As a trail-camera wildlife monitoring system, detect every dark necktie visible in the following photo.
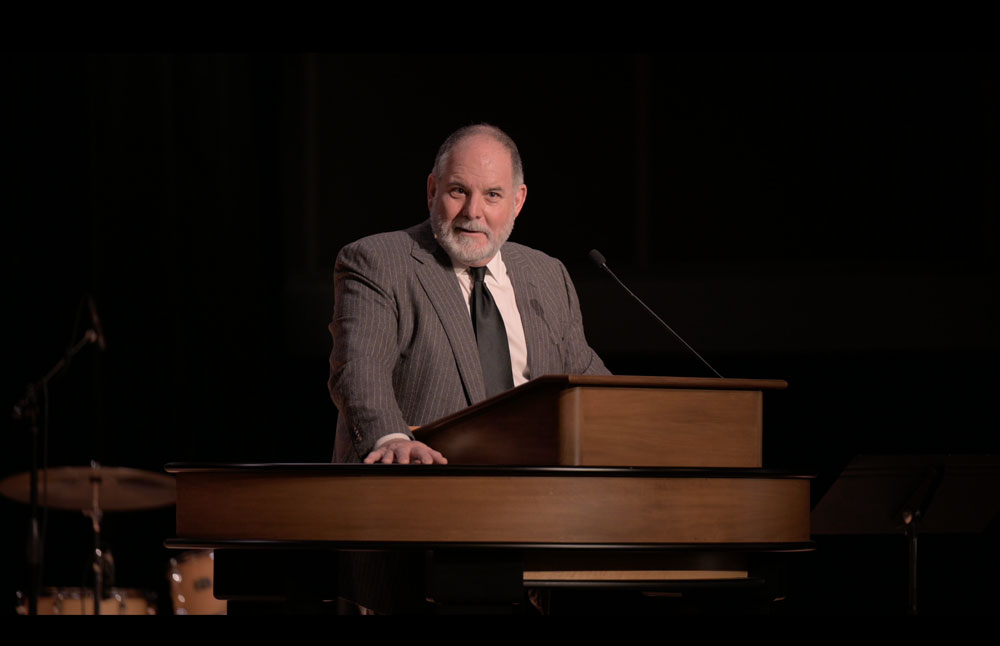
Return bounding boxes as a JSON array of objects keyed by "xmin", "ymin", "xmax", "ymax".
[{"xmin": 469, "ymin": 266, "xmax": 514, "ymax": 397}]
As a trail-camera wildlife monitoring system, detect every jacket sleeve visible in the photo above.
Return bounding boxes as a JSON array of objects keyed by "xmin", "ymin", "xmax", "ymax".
[
  {"xmin": 557, "ymin": 259, "xmax": 611, "ymax": 376},
  {"xmin": 328, "ymin": 238, "xmax": 414, "ymax": 462}
]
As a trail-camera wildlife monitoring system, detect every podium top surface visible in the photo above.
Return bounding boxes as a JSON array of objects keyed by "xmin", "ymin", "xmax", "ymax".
[{"xmin": 524, "ymin": 374, "xmax": 787, "ymax": 391}]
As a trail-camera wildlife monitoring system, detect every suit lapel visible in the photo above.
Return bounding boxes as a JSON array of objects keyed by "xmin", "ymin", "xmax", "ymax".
[
  {"xmin": 409, "ymin": 223, "xmax": 487, "ymax": 404},
  {"xmin": 503, "ymin": 244, "xmax": 552, "ymax": 380}
]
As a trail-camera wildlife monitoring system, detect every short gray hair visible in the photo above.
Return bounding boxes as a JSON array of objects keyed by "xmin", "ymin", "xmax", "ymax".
[{"xmin": 432, "ymin": 123, "xmax": 524, "ymax": 187}]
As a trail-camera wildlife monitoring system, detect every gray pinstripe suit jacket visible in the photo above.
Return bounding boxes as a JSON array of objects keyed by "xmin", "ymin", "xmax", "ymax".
[{"xmin": 329, "ymin": 220, "xmax": 609, "ymax": 463}]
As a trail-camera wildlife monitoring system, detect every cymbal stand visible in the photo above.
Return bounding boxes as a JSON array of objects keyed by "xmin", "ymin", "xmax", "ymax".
[
  {"xmin": 11, "ymin": 329, "xmax": 99, "ymax": 616},
  {"xmin": 85, "ymin": 460, "xmax": 109, "ymax": 615}
]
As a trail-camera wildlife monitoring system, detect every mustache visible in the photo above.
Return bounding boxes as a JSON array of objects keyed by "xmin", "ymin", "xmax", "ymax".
[{"xmin": 452, "ymin": 218, "xmax": 491, "ymax": 236}]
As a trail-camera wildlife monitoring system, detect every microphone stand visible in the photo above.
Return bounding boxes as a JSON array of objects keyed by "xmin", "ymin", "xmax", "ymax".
[
  {"xmin": 11, "ymin": 329, "xmax": 98, "ymax": 616},
  {"xmin": 589, "ymin": 250, "xmax": 724, "ymax": 379}
]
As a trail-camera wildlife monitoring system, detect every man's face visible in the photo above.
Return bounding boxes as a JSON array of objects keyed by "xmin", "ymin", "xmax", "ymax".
[{"xmin": 428, "ymin": 134, "xmax": 527, "ymax": 267}]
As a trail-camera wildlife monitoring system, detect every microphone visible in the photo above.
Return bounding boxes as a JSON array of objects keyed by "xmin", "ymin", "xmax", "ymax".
[
  {"xmin": 589, "ymin": 249, "xmax": 723, "ymax": 379},
  {"xmin": 86, "ymin": 294, "xmax": 107, "ymax": 351},
  {"xmin": 588, "ymin": 249, "xmax": 608, "ymax": 268}
]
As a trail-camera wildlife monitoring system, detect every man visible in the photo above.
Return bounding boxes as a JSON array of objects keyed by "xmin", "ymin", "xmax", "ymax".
[{"xmin": 329, "ymin": 124, "xmax": 608, "ymax": 465}]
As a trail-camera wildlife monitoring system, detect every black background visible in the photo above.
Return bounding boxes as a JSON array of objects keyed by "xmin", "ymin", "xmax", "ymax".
[{"xmin": 2, "ymin": 52, "xmax": 998, "ymax": 615}]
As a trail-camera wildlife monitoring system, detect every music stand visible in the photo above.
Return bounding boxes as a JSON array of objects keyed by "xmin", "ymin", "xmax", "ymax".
[{"xmin": 811, "ymin": 454, "xmax": 1000, "ymax": 615}]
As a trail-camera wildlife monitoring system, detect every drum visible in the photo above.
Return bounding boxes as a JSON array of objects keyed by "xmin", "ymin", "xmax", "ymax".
[
  {"xmin": 16, "ymin": 587, "xmax": 155, "ymax": 615},
  {"xmin": 167, "ymin": 550, "xmax": 227, "ymax": 615}
]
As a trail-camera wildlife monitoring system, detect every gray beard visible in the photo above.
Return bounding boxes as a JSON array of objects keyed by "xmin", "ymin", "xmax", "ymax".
[{"xmin": 430, "ymin": 210, "xmax": 515, "ymax": 266}]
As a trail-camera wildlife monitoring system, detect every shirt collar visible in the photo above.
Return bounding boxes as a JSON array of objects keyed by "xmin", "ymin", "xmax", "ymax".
[{"xmin": 449, "ymin": 250, "xmax": 506, "ymax": 281}]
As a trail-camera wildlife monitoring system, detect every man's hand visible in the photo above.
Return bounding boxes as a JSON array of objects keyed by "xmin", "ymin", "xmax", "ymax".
[{"xmin": 364, "ymin": 439, "xmax": 448, "ymax": 465}]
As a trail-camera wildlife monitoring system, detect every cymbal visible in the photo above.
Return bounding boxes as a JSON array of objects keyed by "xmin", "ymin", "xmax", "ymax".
[{"xmin": 0, "ymin": 466, "xmax": 175, "ymax": 512}]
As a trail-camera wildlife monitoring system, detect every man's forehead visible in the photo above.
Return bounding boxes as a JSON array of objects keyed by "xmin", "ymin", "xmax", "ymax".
[{"xmin": 441, "ymin": 136, "xmax": 514, "ymax": 181}]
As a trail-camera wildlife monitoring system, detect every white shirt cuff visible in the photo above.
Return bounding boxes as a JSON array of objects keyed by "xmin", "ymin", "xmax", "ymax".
[{"xmin": 373, "ymin": 433, "xmax": 412, "ymax": 449}]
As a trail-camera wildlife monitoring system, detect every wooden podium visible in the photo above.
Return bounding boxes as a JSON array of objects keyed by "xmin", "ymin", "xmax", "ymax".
[
  {"xmin": 167, "ymin": 375, "xmax": 811, "ymax": 614},
  {"xmin": 415, "ymin": 374, "xmax": 787, "ymax": 467}
]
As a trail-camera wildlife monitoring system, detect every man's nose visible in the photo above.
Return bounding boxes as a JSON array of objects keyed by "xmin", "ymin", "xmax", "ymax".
[{"xmin": 461, "ymin": 195, "xmax": 483, "ymax": 219}]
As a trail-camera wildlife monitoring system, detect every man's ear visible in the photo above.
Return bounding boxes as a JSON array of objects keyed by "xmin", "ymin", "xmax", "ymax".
[
  {"xmin": 513, "ymin": 183, "xmax": 527, "ymax": 219},
  {"xmin": 427, "ymin": 174, "xmax": 438, "ymax": 211}
]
